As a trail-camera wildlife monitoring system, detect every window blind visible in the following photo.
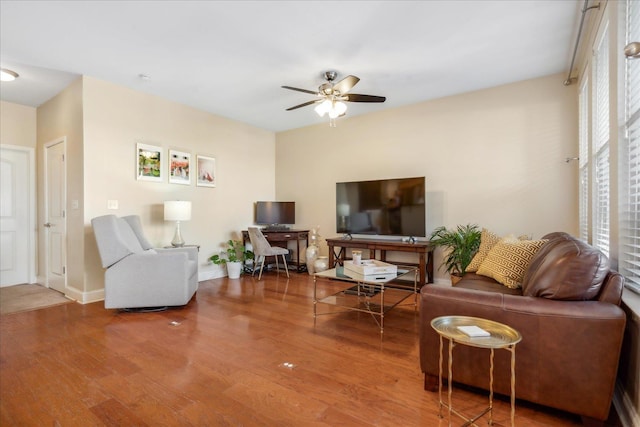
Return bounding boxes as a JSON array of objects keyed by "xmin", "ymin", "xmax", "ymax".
[
  {"xmin": 593, "ymin": 26, "xmax": 609, "ymax": 152},
  {"xmin": 592, "ymin": 24, "xmax": 610, "ymax": 256},
  {"xmin": 595, "ymin": 147, "xmax": 610, "ymax": 256},
  {"xmin": 621, "ymin": 0, "xmax": 640, "ymax": 293},
  {"xmin": 579, "ymin": 79, "xmax": 589, "ymax": 241}
]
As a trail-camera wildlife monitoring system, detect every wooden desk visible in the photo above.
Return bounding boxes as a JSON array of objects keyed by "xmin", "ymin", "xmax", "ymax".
[
  {"xmin": 326, "ymin": 237, "xmax": 434, "ymax": 287},
  {"xmin": 242, "ymin": 229, "xmax": 309, "ymax": 273}
]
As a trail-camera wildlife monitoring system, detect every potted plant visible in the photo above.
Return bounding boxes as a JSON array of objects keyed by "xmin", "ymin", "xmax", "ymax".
[
  {"xmin": 209, "ymin": 239, "xmax": 254, "ymax": 279},
  {"xmin": 429, "ymin": 224, "xmax": 481, "ymax": 284}
]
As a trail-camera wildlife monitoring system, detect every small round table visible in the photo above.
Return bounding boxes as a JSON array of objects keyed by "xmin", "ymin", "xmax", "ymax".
[{"xmin": 431, "ymin": 315, "xmax": 522, "ymax": 426}]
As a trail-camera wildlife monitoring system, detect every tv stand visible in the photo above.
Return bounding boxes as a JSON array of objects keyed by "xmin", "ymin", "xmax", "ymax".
[{"xmin": 326, "ymin": 237, "xmax": 434, "ymax": 287}]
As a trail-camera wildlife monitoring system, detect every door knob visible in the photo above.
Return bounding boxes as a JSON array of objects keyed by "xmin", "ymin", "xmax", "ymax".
[{"xmin": 43, "ymin": 222, "xmax": 54, "ymax": 228}]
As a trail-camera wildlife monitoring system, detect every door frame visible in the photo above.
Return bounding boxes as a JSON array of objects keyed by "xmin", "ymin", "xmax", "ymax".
[
  {"xmin": 43, "ymin": 137, "xmax": 67, "ymax": 292},
  {"xmin": 0, "ymin": 144, "xmax": 36, "ymax": 285}
]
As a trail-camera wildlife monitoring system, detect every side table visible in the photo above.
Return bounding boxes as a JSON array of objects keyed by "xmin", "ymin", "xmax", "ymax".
[
  {"xmin": 164, "ymin": 244, "xmax": 200, "ymax": 252},
  {"xmin": 430, "ymin": 315, "xmax": 522, "ymax": 426}
]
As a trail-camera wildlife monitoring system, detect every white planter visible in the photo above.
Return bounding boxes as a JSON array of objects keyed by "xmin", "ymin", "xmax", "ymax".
[{"xmin": 227, "ymin": 261, "xmax": 242, "ymax": 279}]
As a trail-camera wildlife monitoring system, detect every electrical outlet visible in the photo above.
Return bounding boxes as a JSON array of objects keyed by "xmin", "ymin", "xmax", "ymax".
[{"xmin": 107, "ymin": 200, "xmax": 119, "ymax": 210}]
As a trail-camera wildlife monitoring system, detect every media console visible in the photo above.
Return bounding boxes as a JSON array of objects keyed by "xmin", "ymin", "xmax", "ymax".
[{"xmin": 325, "ymin": 237, "xmax": 434, "ymax": 288}]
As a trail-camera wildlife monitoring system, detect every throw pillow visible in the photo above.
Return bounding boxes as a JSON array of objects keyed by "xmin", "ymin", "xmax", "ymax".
[
  {"xmin": 466, "ymin": 229, "xmax": 501, "ymax": 272},
  {"xmin": 476, "ymin": 238, "xmax": 548, "ymax": 289}
]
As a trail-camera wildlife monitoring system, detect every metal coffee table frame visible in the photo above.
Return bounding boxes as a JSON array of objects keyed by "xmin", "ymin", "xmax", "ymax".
[
  {"xmin": 313, "ymin": 266, "xmax": 418, "ymax": 333},
  {"xmin": 430, "ymin": 315, "xmax": 522, "ymax": 426}
]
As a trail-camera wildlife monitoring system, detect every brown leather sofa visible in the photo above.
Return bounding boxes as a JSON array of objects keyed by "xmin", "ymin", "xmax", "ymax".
[{"xmin": 419, "ymin": 232, "xmax": 626, "ymax": 425}]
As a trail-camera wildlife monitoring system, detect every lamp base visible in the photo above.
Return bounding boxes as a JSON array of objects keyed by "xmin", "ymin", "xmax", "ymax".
[{"xmin": 171, "ymin": 222, "xmax": 185, "ymax": 247}]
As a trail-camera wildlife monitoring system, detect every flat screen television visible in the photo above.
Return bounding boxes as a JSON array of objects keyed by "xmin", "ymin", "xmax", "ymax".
[
  {"xmin": 336, "ymin": 177, "xmax": 426, "ymax": 237},
  {"xmin": 255, "ymin": 201, "xmax": 295, "ymax": 229}
]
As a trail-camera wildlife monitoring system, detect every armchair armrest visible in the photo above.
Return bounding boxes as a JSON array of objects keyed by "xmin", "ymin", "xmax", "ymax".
[{"xmin": 156, "ymin": 246, "xmax": 198, "ymax": 262}]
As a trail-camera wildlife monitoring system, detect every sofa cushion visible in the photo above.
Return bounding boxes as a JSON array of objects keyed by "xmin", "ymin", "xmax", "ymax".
[
  {"xmin": 467, "ymin": 229, "xmax": 501, "ymax": 272},
  {"xmin": 522, "ymin": 235, "xmax": 610, "ymax": 300},
  {"xmin": 454, "ymin": 273, "xmax": 523, "ymax": 295},
  {"xmin": 476, "ymin": 237, "xmax": 547, "ymax": 289}
]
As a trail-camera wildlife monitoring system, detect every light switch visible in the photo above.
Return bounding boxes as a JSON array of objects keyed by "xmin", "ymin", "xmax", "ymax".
[{"xmin": 107, "ymin": 200, "xmax": 119, "ymax": 210}]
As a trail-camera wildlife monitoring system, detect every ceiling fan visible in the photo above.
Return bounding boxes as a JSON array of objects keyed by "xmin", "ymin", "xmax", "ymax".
[{"xmin": 282, "ymin": 71, "xmax": 386, "ymax": 125}]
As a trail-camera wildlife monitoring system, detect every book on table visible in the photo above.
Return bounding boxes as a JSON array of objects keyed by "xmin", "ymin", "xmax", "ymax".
[
  {"xmin": 457, "ymin": 325, "xmax": 491, "ymax": 337},
  {"xmin": 343, "ymin": 259, "xmax": 398, "ymax": 276}
]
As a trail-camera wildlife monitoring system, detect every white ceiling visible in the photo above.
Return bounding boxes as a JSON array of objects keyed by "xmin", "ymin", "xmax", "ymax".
[{"xmin": 0, "ymin": 0, "xmax": 581, "ymax": 132}]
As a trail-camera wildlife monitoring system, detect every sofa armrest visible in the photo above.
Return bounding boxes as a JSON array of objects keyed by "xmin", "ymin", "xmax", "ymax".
[{"xmin": 419, "ymin": 284, "xmax": 626, "ymax": 421}]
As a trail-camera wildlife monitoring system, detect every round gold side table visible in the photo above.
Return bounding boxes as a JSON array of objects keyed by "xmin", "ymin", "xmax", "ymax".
[{"xmin": 431, "ymin": 315, "xmax": 522, "ymax": 426}]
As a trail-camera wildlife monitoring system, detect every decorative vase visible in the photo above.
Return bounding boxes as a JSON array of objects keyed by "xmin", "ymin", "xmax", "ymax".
[
  {"xmin": 306, "ymin": 244, "xmax": 319, "ymax": 275},
  {"xmin": 313, "ymin": 256, "xmax": 329, "ymax": 273},
  {"xmin": 227, "ymin": 261, "xmax": 242, "ymax": 279}
]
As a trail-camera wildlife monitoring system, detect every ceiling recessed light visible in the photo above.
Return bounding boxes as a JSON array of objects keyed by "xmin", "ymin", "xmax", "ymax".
[{"xmin": 0, "ymin": 68, "xmax": 19, "ymax": 82}]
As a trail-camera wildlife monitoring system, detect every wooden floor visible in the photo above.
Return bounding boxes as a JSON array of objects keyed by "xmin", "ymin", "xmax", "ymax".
[{"xmin": 0, "ymin": 273, "xmax": 621, "ymax": 426}]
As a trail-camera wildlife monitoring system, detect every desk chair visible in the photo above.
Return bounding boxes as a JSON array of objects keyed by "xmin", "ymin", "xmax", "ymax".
[{"xmin": 247, "ymin": 227, "xmax": 290, "ymax": 280}]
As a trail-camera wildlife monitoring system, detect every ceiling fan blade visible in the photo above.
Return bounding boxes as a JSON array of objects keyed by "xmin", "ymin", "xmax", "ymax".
[
  {"xmin": 282, "ymin": 86, "xmax": 319, "ymax": 95},
  {"xmin": 286, "ymin": 99, "xmax": 322, "ymax": 111},
  {"xmin": 345, "ymin": 94, "xmax": 386, "ymax": 103},
  {"xmin": 332, "ymin": 75, "xmax": 360, "ymax": 94}
]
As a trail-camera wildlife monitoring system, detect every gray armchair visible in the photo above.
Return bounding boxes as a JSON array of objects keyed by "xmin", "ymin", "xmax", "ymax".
[{"xmin": 91, "ymin": 214, "xmax": 198, "ymax": 309}]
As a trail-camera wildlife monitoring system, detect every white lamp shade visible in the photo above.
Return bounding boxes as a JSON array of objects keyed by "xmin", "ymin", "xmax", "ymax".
[{"xmin": 164, "ymin": 201, "xmax": 192, "ymax": 221}]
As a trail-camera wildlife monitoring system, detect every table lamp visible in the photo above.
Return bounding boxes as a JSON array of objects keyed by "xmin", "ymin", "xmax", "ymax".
[{"xmin": 164, "ymin": 200, "xmax": 192, "ymax": 247}]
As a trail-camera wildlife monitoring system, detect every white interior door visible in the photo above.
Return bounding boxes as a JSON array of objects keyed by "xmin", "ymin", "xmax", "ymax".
[
  {"xmin": 45, "ymin": 140, "xmax": 66, "ymax": 293},
  {"xmin": 0, "ymin": 146, "xmax": 34, "ymax": 287}
]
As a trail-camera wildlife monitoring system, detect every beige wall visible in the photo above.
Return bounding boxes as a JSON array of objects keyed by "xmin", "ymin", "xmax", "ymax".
[
  {"xmin": 276, "ymin": 73, "xmax": 579, "ymax": 282},
  {"xmin": 1, "ymin": 100, "xmax": 36, "ymax": 148},
  {"xmin": 36, "ymin": 78, "xmax": 84, "ymax": 296},
  {"xmin": 81, "ymin": 76, "xmax": 276, "ymax": 292}
]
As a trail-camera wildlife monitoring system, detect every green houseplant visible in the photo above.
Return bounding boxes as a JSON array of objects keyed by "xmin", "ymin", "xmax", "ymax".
[
  {"xmin": 429, "ymin": 224, "xmax": 481, "ymax": 283},
  {"xmin": 209, "ymin": 240, "xmax": 254, "ymax": 279}
]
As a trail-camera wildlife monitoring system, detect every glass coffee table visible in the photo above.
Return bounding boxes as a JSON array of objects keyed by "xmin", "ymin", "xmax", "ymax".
[{"xmin": 313, "ymin": 266, "xmax": 418, "ymax": 333}]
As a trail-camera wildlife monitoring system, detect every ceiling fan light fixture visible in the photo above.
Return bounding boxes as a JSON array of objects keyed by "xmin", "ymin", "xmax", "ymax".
[
  {"xmin": 315, "ymin": 99, "xmax": 332, "ymax": 117},
  {"xmin": 0, "ymin": 68, "xmax": 19, "ymax": 82},
  {"xmin": 328, "ymin": 101, "xmax": 347, "ymax": 119},
  {"xmin": 283, "ymin": 71, "xmax": 384, "ymax": 126}
]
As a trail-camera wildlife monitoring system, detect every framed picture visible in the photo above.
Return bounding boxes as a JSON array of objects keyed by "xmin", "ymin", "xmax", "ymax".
[
  {"xmin": 196, "ymin": 155, "xmax": 216, "ymax": 187},
  {"xmin": 169, "ymin": 149, "xmax": 191, "ymax": 185},
  {"xmin": 136, "ymin": 143, "xmax": 163, "ymax": 182}
]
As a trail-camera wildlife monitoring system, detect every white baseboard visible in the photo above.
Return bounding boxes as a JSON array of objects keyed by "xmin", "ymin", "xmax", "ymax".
[
  {"xmin": 35, "ymin": 276, "xmax": 103, "ymax": 304},
  {"xmin": 43, "ymin": 272, "xmax": 224, "ymax": 305},
  {"xmin": 614, "ymin": 380, "xmax": 640, "ymax": 427},
  {"xmin": 64, "ymin": 285, "xmax": 104, "ymax": 304},
  {"xmin": 198, "ymin": 270, "xmax": 227, "ymax": 281}
]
